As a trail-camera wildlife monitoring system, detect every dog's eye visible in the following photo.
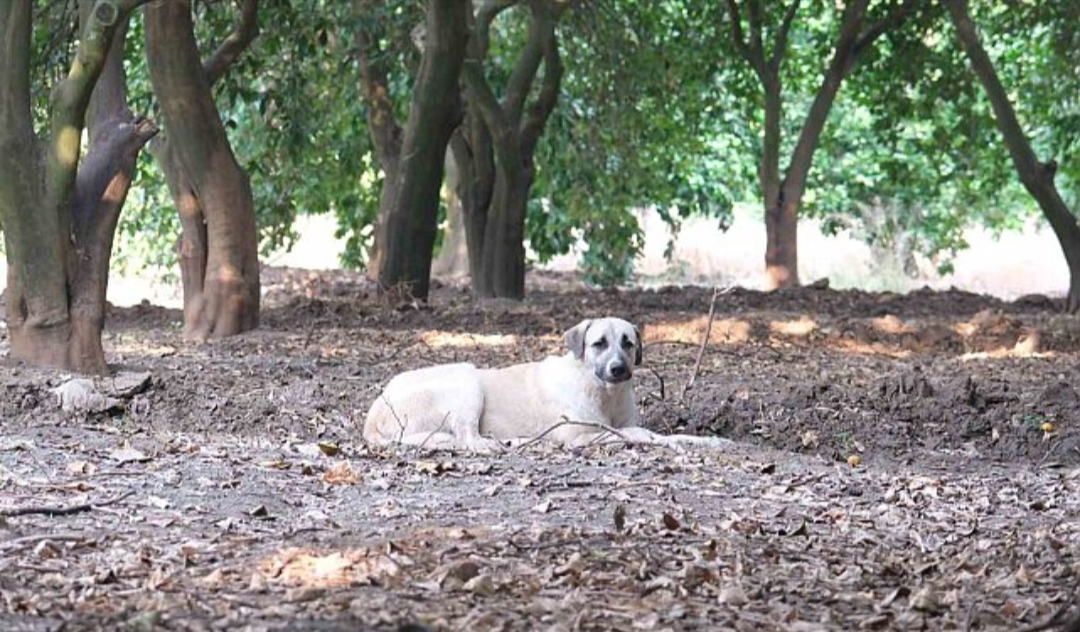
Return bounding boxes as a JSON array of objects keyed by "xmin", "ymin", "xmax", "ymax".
[
  {"xmin": 620, "ymin": 335, "xmax": 634, "ymax": 349},
  {"xmin": 591, "ymin": 338, "xmax": 607, "ymax": 349}
]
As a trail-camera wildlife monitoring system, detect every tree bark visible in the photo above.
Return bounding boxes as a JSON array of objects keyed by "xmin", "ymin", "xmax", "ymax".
[
  {"xmin": 458, "ymin": 0, "xmax": 564, "ymax": 299},
  {"xmin": 145, "ymin": 0, "xmax": 261, "ymax": 340},
  {"xmin": 0, "ymin": 0, "xmax": 153, "ymax": 374},
  {"xmin": 370, "ymin": 0, "xmax": 470, "ymax": 301},
  {"xmin": 945, "ymin": 0, "xmax": 1080, "ymax": 312}
]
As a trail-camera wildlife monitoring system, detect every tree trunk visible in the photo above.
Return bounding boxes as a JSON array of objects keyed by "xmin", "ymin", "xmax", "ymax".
[
  {"xmin": 354, "ymin": 0, "xmax": 404, "ymax": 280},
  {"xmin": 372, "ymin": 0, "xmax": 470, "ymax": 301},
  {"xmin": 145, "ymin": 0, "xmax": 260, "ymax": 341},
  {"xmin": 945, "ymin": 0, "xmax": 1080, "ymax": 312},
  {"xmin": 451, "ymin": 120, "xmax": 495, "ymax": 296},
  {"xmin": 458, "ymin": 0, "xmax": 564, "ymax": 300},
  {"xmin": 728, "ymin": 0, "xmax": 911, "ymax": 290},
  {"xmin": 759, "ymin": 75, "xmax": 793, "ymax": 289},
  {"xmin": 0, "ymin": 0, "xmax": 153, "ymax": 374},
  {"xmin": 478, "ymin": 164, "xmax": 531, "ymax": 298}
]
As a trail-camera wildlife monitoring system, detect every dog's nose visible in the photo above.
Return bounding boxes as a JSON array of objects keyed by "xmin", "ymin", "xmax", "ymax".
[{"xmin": 609, "ymin": 363, "xmax": 628, "ymax": 380}]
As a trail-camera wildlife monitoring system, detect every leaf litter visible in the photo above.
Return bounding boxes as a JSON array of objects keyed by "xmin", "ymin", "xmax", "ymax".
[{"xmin": 0, "ymin": 269, "xmax": 1078, "ymax": 630}]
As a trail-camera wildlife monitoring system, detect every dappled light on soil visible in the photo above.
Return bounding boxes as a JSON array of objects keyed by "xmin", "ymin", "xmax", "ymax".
[
  {"xmin": 420, "ymin": 330, "xmax": 520, "ymax": 349},
  {"xmin": 648, "ymin": 316, "xmax": 751, "ymax": 344},
  {"xmin": 768, "ymin": 315, "xmax": 817, "ymax": 337}
]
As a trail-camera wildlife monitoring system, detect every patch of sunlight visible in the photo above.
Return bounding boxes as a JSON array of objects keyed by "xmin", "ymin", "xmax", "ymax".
[
  {"xmin": 422, "ymin": 331, "xmax": 518, "ymax": 348},
  {"xmin": 871, "ymin": 314, "xmax": 912, "ymax": 335},
  {"xmin": 769, "ymin": 316, "xmax": 817, "ymax": 337},
  {"xmin": 56, "ymin": 126, "xmax": 81, "ymax": 168},
  {"xmin": 830, "ymin": 339, "xmax": 912, "ymax": 358},
  {"xmin": 961, "ymin": 333, "xmax": 1049, "ymax": 360},
  {"xmin": 647, "ymin": 316, "xmax": 751, "ymax": 344},
  {"xmin": 953, "ymin": 308, "xmax": 1011, "ymax": 338},
  {"xmin": 109, "ymin": 340, "xmax": 178, "ymax": 356}
]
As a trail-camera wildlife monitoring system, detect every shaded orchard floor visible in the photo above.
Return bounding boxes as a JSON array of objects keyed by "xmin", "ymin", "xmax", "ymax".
[{"xmin": 0, "ymin": 267, "xmax": 1077, "ymax": 631}]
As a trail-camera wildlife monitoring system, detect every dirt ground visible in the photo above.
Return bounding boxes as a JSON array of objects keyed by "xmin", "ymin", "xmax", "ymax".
[{"xmin": 1, "ymin": 267, "xmax": 1079, "ymax": 631}]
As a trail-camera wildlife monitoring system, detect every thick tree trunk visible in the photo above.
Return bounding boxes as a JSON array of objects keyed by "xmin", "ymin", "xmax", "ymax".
[
  {"xmin": 945, "ymin": 0, "xmax": 1080, "ymax": 312},
  {"xmin": 373, "ymin": 0, "xmax": 470, "ymax": 300},
  {"xmin": 478, "ymin": 165, "xmax": 531, "ymax": 298},
  {"xmin": 145, "ymin": 0, "xmax": 260, "ymax": 340},
  {"xmin": 71, "ymin": 13, "xmax": 158, "ymax": 367},
  {"xmin": 0, "ymin": 0, "xmax": 152, "ymax": 374}
]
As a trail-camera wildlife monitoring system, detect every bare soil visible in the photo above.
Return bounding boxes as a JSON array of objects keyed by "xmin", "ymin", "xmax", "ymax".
[{"xmin": 1, "ymin": 268, "xmax": 1078, "ymax": 631}]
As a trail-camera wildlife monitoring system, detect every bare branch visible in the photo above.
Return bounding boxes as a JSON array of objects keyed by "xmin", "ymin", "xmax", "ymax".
[
  {"xmin": 725, "ymin": 0, "xmax": 751, "ymax": 60},
  {"xmin": 462, "ymin": 0, "xmax": 520, "ymax": 158},
  {"xmin": 47, "ymin": 0, "xmax": 152, "ymax": 232},
  {"xmin": 0, "ymin": 490, "xmax": 134, "ymax": 518},
  {"xmin": 203, "ymin": 0, "xmax": 259, "ymax": 86}
]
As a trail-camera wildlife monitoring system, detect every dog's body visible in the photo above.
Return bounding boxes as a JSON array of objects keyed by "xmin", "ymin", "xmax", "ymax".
[{"xmin": 363, "ymin": 318, "xmax": 728, "ymax": 451}]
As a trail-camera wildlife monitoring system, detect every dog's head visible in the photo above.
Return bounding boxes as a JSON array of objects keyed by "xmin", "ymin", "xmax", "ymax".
[{"xmin": 564, "ymin": 317, "xmax": 643, "ymax": 384}]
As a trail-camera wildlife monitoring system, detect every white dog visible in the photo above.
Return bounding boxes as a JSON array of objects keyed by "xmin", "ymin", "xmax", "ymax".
[{"xmin": 363, "ymin": 317, "xmax": 728, "ymax": 452}]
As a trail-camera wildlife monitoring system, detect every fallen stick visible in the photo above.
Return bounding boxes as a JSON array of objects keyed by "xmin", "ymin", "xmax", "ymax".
[{"xmin": 0, "ymin": 490, "xmax": 134, "ymax": 518}]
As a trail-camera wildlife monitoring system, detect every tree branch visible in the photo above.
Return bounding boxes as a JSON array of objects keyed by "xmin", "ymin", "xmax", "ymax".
[
  {"xmin": 943, "ymin": 0, "xmax": 1049, "ymax": 186},
  {"xmin": 474, "ymin": 0, "xmax": 518, "ymax": 59},
  {"xmin": 355, "ymin": 3, "xmax": 402, "ymax": 169},
  {"xmin": 461, "ymin": 59, "xmax": 515, "ymax": 158},
  {"xmin": 746, "ymin": 0, "xmax": 764, "ymax": 57},
  {"xmin": 779, "ymin": 0, "xmax": 868, "ymax": 203},
  {"xmin": 768, "ymin": 0, "xmax": 801, "ymax": 74},
  {"xmin": 502, "ymin": 0, "xmax": 548, "ymax": 124},
  {"xmin": 724, "ymin": 0, "xmax": 750, "ymax": 59},
  {"xmin": 724, "ymin": 0, "xmax": 767, "ymax": 80},
  {"xmin": 853, "ymin": 0, "xmax": 915, "ymax": 60},
  {"xmin": 47, "ymin": 0, "xmax": 152, "ymax": 205},
  {"xmin": 520, "ymin": 1, "xmax": 562, "ymax": 161},
  {"xmin": 203, "ymin": 0, "xmax": 259, "ymax": 86},
  {"xmin": 462, "ymin": 0, "xmax": 519, "ymax": 158}
]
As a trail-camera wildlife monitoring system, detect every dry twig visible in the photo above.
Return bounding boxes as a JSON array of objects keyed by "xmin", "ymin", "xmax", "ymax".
[
  {"xmin": 0, "ymin": 490, "xmax": 134, "ymax": 519},
  {"xmin": 678, "ymin": 286, "xmax": 732, "ymax": 402},
  {"xmin": 515, "ymin": 416, "xmax": 630, "ymax": 451}
]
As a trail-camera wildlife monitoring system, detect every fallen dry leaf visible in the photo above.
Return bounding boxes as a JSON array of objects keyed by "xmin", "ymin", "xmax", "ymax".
[{"xmin": 324, "ymin": 461, "xmax": 360, "ymax": 485}]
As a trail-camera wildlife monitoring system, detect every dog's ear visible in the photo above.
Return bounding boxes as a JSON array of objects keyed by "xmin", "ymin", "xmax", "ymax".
[
  {"xmin": 564, "ymin": 319, "xmax": 591, "ymax": 360},
  {"xmin": 633, "ymin": 326, "xmax": 643, "ymax": 366}
]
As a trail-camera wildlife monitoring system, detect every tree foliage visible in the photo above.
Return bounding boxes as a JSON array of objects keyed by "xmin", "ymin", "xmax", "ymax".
[{"xmin": 17, "ymin": 0, "xmax": 1080, "ymax": 298}]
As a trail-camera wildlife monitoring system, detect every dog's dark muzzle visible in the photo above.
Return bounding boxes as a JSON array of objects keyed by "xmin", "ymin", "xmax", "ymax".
[{"xmin": 597, "ymin": 362, "xmax": 631, "ymax": 383}]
